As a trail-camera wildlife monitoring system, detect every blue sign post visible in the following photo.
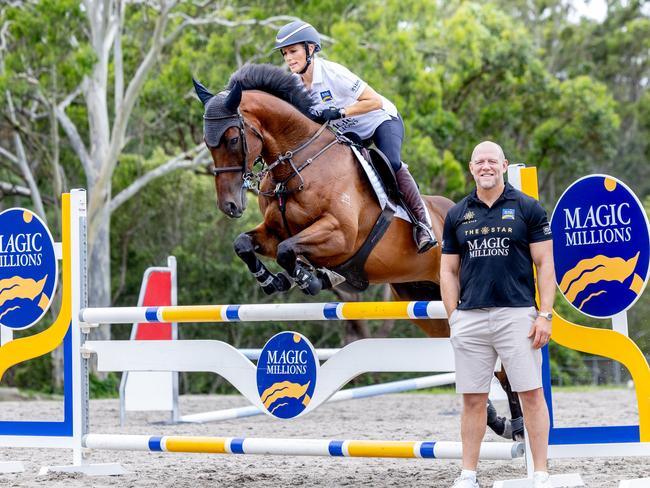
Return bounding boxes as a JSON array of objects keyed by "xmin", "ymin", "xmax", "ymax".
[
  {"xmin": 0, "ymin": 209, "xmax": 58, "ymax": 330},
  {"xmin": 550, "ymin": 175, "xmax": 650, "ymax": 318}
]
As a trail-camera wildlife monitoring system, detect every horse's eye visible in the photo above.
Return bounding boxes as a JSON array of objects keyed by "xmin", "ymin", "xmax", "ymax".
[{"xmin": 229, "ymin": 137, "xmax": 239, "ymax": 146}]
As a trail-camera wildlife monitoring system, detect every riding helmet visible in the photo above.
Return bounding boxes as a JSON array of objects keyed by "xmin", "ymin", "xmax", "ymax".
[{"xmin": 274, "ymin": 20, "xmax": 321, "ymax": 52}]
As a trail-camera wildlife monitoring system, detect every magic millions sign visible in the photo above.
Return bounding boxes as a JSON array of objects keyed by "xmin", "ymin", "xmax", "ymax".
[
  {"xmin": 551, "ymin": 175, "xmax": 650, "ymax": 318},
  {"xmin": 0, "ymin": 208, "xmax": 58, "ymax": 329}
]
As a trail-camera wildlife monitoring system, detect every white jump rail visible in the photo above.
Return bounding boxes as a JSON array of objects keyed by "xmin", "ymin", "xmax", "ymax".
[{"xmin": 80, "ymin": 300, "xmax": 448, "ymax": 324}]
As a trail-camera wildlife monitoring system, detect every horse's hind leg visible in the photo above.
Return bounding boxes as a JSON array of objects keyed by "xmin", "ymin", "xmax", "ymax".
[
  {"xmin": 234, "ymin": 228, "xmax": 291, "ymax": 295},
  {"xmin": 487, "ymin": 370, "xmax": 525, "ymax": 441}
]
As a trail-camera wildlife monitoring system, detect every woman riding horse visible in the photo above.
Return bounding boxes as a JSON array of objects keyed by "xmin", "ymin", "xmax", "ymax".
[{"xmin": 274, "ymin": 20, "xmax": 437, "ymax": 253}]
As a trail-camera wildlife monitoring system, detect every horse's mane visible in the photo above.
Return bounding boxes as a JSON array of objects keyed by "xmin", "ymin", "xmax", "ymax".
[{"xmin": 226, "ymin": 64, "xmax": 317, "ymax": 120}]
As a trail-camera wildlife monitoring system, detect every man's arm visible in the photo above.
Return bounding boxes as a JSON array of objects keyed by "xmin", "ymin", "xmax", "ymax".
[
  {"xmin": 529, "ymin": 239, "xmax": 555, "ymax": 349},
  {"xmin": 440, "ymin": 253, "xmax": 461, "ymax": 318}
]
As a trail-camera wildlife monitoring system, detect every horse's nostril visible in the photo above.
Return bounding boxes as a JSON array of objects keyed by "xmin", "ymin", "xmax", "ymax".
[{"xmin": 224, "ymin": 201, "xmax": 240, "ymax": 217}]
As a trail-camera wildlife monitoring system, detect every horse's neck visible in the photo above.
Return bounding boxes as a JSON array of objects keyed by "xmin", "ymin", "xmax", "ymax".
[{"xmin": 247, "ymin": 94, "xmax": 327, "ymax": 182}]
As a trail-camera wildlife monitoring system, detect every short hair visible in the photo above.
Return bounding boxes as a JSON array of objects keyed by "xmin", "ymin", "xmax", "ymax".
[{"xmin": 471, "ymin": 141, "xmax": 505, "ymax": 162}]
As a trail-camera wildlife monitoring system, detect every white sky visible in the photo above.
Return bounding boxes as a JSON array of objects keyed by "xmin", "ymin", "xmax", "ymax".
[{"xmin": 570, "ymin": 0, "xmax": 608, "ymax": 22}]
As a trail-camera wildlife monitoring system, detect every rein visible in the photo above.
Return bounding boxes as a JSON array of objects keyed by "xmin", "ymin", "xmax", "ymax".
[{"xmin": 258, "ymin": 122, "xmax": 334, "ymax": 196}]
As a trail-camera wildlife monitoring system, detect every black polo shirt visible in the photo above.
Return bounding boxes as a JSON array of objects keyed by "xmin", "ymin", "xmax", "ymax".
[{"xmin": 442, "ymin": 183, "xmax": 552, "ymax": 310}]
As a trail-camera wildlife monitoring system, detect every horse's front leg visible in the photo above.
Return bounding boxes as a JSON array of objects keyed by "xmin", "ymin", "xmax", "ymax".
[
  {"xmin": 276, "ymin": 216, "xmax": 348, "ymax": 296},
  {"xmin": 486, "ymin": 369, "xmax": 525, "ymax": 441},
  {"xmin": 233, "ymin": 224, "xmax": 291, "ymax": 295}
]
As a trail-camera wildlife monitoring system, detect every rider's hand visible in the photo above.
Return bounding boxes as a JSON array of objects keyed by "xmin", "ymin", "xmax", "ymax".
[{"xmin": 320, "ymin": 107, "xmax": 345, "ymax": 121}]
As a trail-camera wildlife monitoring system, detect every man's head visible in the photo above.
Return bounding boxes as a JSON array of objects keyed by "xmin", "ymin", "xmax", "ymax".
[{"xmin": 469, "ymin": 141, "xmax": 508, "ymax": 191}]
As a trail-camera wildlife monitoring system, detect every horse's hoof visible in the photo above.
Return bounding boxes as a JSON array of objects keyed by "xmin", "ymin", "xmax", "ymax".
[
  {"xmin": 301, "ymin": 279, "xmax": 322, "ymax": 296},
  {"xmin": 261, "ymin": 283, "xmax": 277, "ymax": 295},
  {"xmin": 511, "ymin": 416, "xmax": 525, "ymax": 441},
  {"xmin": 486, "ymin": 399, "xmax": 508, "ymax": 438},
  {"xmin": 274, "ymin": 273, "xmax": 292, "ymax": 292}
]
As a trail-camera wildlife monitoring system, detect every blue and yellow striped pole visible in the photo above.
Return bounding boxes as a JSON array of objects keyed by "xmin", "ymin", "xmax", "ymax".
[
  {"xmin": 80, "ymin": 301, "xmax": 448, "ymax": 324},
  {"xmin": 84, "ymin": 434, "xmax": 523, "ymax": 460}
]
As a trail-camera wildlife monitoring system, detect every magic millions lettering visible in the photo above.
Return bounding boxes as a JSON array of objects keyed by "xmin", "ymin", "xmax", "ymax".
[
  {"xmin": 468, "ymin": 237, "xmax": 510, "ymax": 258},
  {"xmin": 264, "ymin": 349, "xmax": 309, "ymax": 375},
  {"xmin": 563, "ymin": 203, "xmax": 632, "ymax": 247},
  {"xmin": 551, "ymin": 175, "xmax": 650, "ymax": 318},
  {"xmin": 0, "ymin": 233, "xmax": 45, "ymax": 267}
]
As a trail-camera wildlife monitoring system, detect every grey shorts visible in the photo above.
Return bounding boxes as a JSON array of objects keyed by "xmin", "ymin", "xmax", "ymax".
[{"xmin": 449, "ymin": 306, "xmax": 542, "ymax": 393}]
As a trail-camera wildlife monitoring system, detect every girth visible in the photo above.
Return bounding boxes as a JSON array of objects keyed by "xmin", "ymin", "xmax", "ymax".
[{"xmin": 329, "ymin": 206, "xmax": 395, "ymax": 292}]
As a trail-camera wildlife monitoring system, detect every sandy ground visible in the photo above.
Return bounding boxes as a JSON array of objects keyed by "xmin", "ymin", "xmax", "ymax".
[{"xmin": 0, "ymin": 389, "xmax": 648, "ymax": 487}]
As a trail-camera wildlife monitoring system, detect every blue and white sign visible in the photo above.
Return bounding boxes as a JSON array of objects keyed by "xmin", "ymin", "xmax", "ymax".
[
  {"xmin": 256, "ymin": 331, "xmax": 318, "ymax": 419},
  {"xmin": 551, "ymin": 175, "xmax": 650, "ymax": 318},
  {"xmin": 0, "ymin": 208, "xmax": 58, "ymax": 330}
]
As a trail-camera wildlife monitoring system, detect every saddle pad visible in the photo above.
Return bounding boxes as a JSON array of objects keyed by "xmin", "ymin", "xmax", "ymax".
[{"xmin": 351, "ymin": 146, "xmax": 431, "ymax": 226}]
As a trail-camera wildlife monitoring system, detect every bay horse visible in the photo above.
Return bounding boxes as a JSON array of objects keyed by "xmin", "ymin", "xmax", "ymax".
[{"xmin": 193, "ymin": 63, "xmax": 523, "ymax": 440}]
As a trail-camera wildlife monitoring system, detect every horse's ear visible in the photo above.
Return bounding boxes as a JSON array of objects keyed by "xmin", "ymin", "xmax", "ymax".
[
  {"xmin": 225, "ymin": 81, "xmax": 242, "ymax": 112},
  {"xmin": 192, "ymin": 77, "xmax": 214, "ymax": 105}
]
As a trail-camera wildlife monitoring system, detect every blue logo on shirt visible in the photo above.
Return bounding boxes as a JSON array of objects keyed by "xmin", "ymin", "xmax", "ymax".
[
  {"xmin": 319, "ymin": 90, "xmax": 333, "ymax": 102},
  {"xmin": 502, "ymin": 209, "xmax": 515, "ymax": 220},
  {"xmin": 550, "ymin": 175, "xmax": 650, "ymax": 318}
]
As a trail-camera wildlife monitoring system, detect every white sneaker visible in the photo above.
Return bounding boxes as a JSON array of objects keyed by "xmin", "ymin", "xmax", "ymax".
[
  {"xmin": 450, "ymin": 474, "xmax": 480, "ymax": 488},
  {"xmin": 533, "ymin": 471, "xmax": 552, "ymax": 488}
]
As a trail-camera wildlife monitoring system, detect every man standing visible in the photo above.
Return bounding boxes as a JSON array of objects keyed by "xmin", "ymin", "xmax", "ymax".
[{"xmin": 441, "ymin": 141, "xmax": 555, "ymax": 488}]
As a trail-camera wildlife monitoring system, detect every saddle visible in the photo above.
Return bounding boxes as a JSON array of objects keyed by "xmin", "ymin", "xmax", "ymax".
[{"xmin": 339, "ymin": 132, "xmax": 400, "ymax": 201}]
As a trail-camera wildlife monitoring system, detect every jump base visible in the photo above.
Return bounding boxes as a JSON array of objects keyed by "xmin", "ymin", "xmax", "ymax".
[
  {"xmin": 0, "ymin": 461, "xmax": 24, "ymax": 473},
  {"xmin": 492, "ymin": 473, "xmax": 584, "ymax": 488},
  {"xmin": 38, "ymin": 463, "xmax": 129, "ymax": 477}
]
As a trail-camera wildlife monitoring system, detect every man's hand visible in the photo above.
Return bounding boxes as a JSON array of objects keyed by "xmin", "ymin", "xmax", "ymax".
[
  {"xmin": 320, "ymin": 107, "xmax": 344, "ymax": 121},
  {"xmin": 528, "ymin": 316, "xmax": 552, "ymax": 349}
]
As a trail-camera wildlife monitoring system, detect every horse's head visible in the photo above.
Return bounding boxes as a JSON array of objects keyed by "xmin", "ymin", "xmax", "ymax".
[{"xmin": 193, "ymin": 78, "xmax": 262, "ymax": 218}]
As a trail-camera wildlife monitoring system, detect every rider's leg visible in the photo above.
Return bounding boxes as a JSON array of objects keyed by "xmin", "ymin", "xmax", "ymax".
[
  {"xmin": 395, "ymin": 164, "xmax": 437, "ymax": 252},
  {"xmin": 372, "ymin": 116, "xmax": 437, "ymax": 253}
]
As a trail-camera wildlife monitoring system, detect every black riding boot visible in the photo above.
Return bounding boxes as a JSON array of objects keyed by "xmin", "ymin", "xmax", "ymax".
[{"xmin": 395, "ymin": 165, "xmax": 437, "ymax": 253}]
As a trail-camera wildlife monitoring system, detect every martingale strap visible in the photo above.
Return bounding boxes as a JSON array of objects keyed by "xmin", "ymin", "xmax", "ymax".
[{"xmin": 276, "ymin": 186, "xmax": 293, "ymax": 237}]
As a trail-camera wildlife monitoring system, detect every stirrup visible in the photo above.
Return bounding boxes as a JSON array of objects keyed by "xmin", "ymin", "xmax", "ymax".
[{"xmin": 413, "ymin": 222, "xmax": 438, "ymax": 254}]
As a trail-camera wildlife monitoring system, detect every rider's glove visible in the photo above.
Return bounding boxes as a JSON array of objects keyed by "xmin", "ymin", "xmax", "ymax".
[{"xmin": 320, "ymin": 107, "xmax": 345, "ymax": 121}]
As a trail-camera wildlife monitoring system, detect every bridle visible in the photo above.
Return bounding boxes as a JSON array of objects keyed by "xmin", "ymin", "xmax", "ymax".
[
  {"xmin": 204, "ymin": 110, "xmax": 337, "ymax": 196},
  {"xmin": 204, "ymin": 109, "xmax": 265, "ymax": 190}
]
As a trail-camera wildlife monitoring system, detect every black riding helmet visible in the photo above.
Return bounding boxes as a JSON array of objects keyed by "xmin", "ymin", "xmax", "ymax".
[{"xmin": 274, "ymin": 21, "xmax": 321, "ymax": 75}]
